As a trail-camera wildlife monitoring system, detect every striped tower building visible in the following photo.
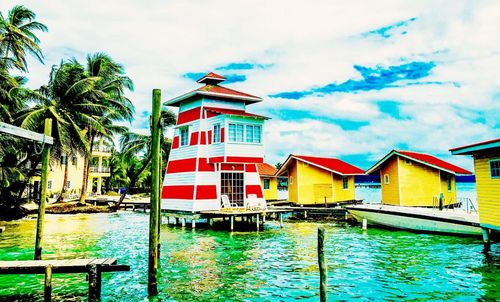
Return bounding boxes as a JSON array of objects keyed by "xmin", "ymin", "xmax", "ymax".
[{"xmin": 162, "ymin": 72, "xmax": 268, "ymax": 212}]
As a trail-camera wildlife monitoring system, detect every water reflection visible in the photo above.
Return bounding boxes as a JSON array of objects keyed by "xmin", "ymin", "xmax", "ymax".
[{"xmin": 0, "ymin": 212, "xmax": 498, "ymax": 301}]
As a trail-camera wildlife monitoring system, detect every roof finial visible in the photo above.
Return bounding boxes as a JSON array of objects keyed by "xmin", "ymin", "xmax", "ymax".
[{"xmin": 197, "ymin": 72, "xmax": 226, "ymax": 85}]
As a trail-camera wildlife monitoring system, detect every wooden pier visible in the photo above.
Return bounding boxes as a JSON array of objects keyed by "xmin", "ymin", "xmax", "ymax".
[{"xmin": 0, "ymin": 258, "xmax": 129, "ymax": 301}]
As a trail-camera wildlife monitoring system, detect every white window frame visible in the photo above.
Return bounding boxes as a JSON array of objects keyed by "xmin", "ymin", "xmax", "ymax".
[
  {"xmin": 490, "ymin": 159, "xmax": 500, "ymax": 179},
  {"xmin": 179, "ymin": 126, "xmax": 189, "ymax": 147},
  {"xmin": 384, "ymin": 174, "xmax": 389, "ymax": 184},
  {"xmin": 213, "ymin": 123, "xmax": 221, "ymax": 144},
  {"xmin": 245, "ymin": 124, "xmax": 262, "ymax": 144},
  {"xmin": 228, "ymin": 123, "xmax": 244, "ymax": 143},
  {"xmin": 342, "ymin": 176, "xmax": 348, "ymax": 190}
]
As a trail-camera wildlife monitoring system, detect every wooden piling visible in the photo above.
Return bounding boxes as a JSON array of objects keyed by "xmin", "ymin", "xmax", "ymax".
[
  {"xmin": 35, "ymin": 118, "xmax": 52, "ymax": 260},
  {"xmin": 256, "ymin": 214, "xmax": 260, "ymax": 231},
  {"xmin": 279, "ymin": 213, "xmax": 283, "ymax": 228},
  {"xmin": 148, "ymin": 89, "xmax": 161, "ymax": 296},
  {"xmin": 362, "ymin": 219, "xmax": 368, "ymax": 231},
  {"xmin": 482, "ymin": 228, "xmax": 491, "ymax": 252},
  {"xmin": 181, "ymin": 218, "xmax": 186, "ymax": 227},
  {"xmin": 192, "ymin": 219, "xmax": 196, "ymax": 229},
  {"xmin": 44, "ymin": 264, "xmax": 52, "ymax": 302},
  {"xmin": 318, "ymin": 227, "xmax": 327, "ymax": 302},
  {"xmin": 230, "ymin": 216, "xmax": 234, "ymax": 231},
  {"xmin": 88, "ymin": 264, "xmax": 102, "ymax": 301}
]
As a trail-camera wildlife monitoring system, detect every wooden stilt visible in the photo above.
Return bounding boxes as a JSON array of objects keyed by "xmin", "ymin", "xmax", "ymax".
[
  {"xmin": 362, "ymin": 219, "xmax": 367, "ymax": 231},
  {"xmin": 230, "ymin": 216, "xmax": 234, "ymax": 231},
  {"xmin": 35, "ymin": 119, "xmax": 52, "ymax": 260},
  {"xmin": 88, "ymin": 264, "xmax": 102, "ymax": 301},
  {"xmin": 318, "ymin": 227, "xmax": 327, "ymax": 302},
  {"xmin": 279, "ymin": 213, "xmax": 283, "ymax": 228},
  {"xmin": 181, "ymin": 218, "xmax": 186, "ymax": 227},
  {"xmin": 304, "ymin": 211, "xmax": 307, "ymax": 219},
  {"xmin": 44, "ymin": 265, "xmax": 52, "ymax": 302},
  {"xmin": 192, "ymin": 219, "xmax": 196, "ymax": 229},
  {"xmin": 262, "ymin": 214, "xmax": 266, "ymax": 223},
  {"xmin": 482, "ymin": 228, "xmax": 491, "ymax": 252},
  {"xmin": 256, "ymin": 214, "xmax": 260, "ymax": 231}
]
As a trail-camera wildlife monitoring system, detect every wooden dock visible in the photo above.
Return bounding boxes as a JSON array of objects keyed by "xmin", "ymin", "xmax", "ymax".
[{"xmin": 0, "ymin": 258, "xmax": 129, "ymax": 301}]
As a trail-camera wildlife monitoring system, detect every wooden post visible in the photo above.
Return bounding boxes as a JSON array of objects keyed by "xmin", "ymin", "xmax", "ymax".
[
  {"xmin": 318, "ymin": 227, "xmax": 327, "ymax": 302},
  {"xmin": 362, "ymin": 219, "xmax": 367, "ymax": 231},
  {"xmin": 279, "ymin": 213, "xmax": 283, "ymax": 228},
  {"xmin": 192, "ymin": 219, "xmax": 196, "ymax": 229},
  {"xmin": 148, "ymin": 89, "xmax": 161, "ymax": 296},
  {"xmin": 181, "ymin": 218, "xmax": 186, "ymax": 227},
  {"xmin": 230, "ymin": 216, "xmax": 234, "ymax": 231},
  {"xmin": 304, "ymin": 211, "xmax": 307, "ymax": 219},
  {"xmin": 88, "ymin": 264, "xmax": 102, "ymax": 301},
  {"xmin": 44, "ymin": 264, "xmax": 52, "ymax": 302},
  {"xmin": 439, "ymin": 193, "xmax": 444, "ymax": 211},
  {"xmin": 256, "ymin": 214, "xmax": 260, "ymax": 231},
  {"xmin": 482, "ymin": 228, "xmax": 491, "ymax": 252},
  {"xmin": 35, "ymin": 118, "xmax": 52, "ymax": 260}
]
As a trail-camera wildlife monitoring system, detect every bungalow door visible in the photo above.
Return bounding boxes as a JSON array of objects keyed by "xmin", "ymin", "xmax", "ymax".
[{"xmin": 221, "ymin": 172, "xmax": 244, "ymax": 207}]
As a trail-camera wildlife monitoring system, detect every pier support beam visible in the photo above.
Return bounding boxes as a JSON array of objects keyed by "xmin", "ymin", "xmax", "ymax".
[
  {"xmin": 279, "ymin": 213, "xmax": 283, "ymax": 228},
  {"xmin": 44, "ymin": 265, "xmax": 52, "ymax": 302},
  {"xmin": 192, "ymin": 219, "xmax": 196, "ymax": 229},
  {"xmin": 230, "ymin": 216, "xmax": 234, "ymax": 231},
  {"xmin": 304, "ymin": 211, "xmax": 307, "ymax": 219},
  {"xmin": 181, "ymin": 218, "xmax": 186, "ymax": 227},
  {"xmin": 148, "ymin": 89, "xmax": 161, "ymax": 296},
  {"xmin": 88, "ymin": 264, "xmax": 102, "ymax": 301},
  {"xmin": 35, "ymin": 119, "xmax": 52, "ymax": 260},
  {"xmin": 318, "ymin": 227, "xmax": 327, "ymax": 302},
  {"xmin": 362, "ymin": 219, "xmax": 368, "ymax": 231},
  {"xmin": 482, "ymin": 228, "xmax": 491, "ymax": 251},
  {"xmin": 256, "ymin": 214, "xmax": 260, "ymax": 231}
]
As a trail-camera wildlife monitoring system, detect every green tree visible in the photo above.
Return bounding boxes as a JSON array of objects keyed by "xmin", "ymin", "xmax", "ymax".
[
  {"xmin": 0, "ymin": 5, "xmax": 47, "ymax": 72},
  {"xmin": 78, "ymin": 53, "xmax": 134, "ymax": 204}
]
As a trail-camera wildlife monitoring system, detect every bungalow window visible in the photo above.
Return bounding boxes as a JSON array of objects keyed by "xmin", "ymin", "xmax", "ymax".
[
  {"xmin": 179, "ymin": 127, "xmax": 189, "ymax": 147},
  {"xmin": 263, "ymin": 178, "xmax": 270, "ymax": 190},
  {"xmin": 384, "ymin": 174, "xmax": 389, "ymax": 184},
  {"xmin": 61, "ymin": 155, "xmax": 67, "ymax": 165},
  {"xmin": 245, "ymin": 125, "xmax": 262, "ymax": 143},
  {"xmin": 447, "ymin": 175, "xmax": 452, "ymax": 192},
  {"xmin": 342, "ymin": 176, "xmax": 348, "ymax": 189},
  {"xmin": 72, "ymin": 156, "xmax": 78, "ymax": 166},
  {"xmin": 228, "ymin": 123, "xmax": 244, "ymax": 142},
  {"xmin": 213, "ymin": 123, "xmax": 221, "ymax": 143},
  {"xmin": 66, "ymin": 180, "xmax": 71, "ymax": 189},
  {"xmin": 47, "ymin": 180, "xmax": 52, "ymax": 190},
  {"xmin": 405, "ymin": 159, "xmax": 411, "ymax": 165},
  {"xmin": 490, "ymin": 159, "xmax": 500, "ymax": 178}
]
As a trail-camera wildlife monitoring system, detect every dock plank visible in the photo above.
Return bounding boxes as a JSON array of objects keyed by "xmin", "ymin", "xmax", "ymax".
[{"xmin": 0, "ymin": 258, "xmax": 129, "ymax": 275}]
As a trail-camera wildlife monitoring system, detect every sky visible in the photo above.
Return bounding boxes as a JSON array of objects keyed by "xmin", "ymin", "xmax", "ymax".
[{"xmin": 3, "ymin": 0, "xmax": 500, "ymax": 171}]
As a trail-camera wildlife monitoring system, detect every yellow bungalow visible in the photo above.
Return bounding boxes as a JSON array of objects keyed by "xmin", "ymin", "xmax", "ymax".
[
  {"xmin": 366, "ymin": 150, "xmax": 472, "ymax": 207},
  {"xmin": 450, "ymin": 138, "xmax": 500, "ymax": 242},
  {"xmin": 257, "ymin": 163, "xmax": 279, "ymax": 201},
  {"xmin": 276, "ymin": 154, "xmax": 364, "ymax": 205}
]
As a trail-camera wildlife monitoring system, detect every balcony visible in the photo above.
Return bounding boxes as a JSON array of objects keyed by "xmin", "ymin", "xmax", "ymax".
[
  {"xmin": 89, "ymin": 166, "xmax": 111, "ymax": 177},
  {"xmin": 91, "ymin": 145, "xmax": 112, "ymax": 157}
]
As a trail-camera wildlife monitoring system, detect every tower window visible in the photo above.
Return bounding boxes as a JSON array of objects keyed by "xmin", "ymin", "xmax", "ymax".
[{"xmin": 180, "ymin": 127, "xmax": 189, "ymax": 147}]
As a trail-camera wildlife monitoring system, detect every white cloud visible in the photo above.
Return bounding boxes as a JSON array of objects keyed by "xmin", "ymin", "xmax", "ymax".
[{"xmin": 2, "ymin": 0, "xmax": 499, "ymax": 170}]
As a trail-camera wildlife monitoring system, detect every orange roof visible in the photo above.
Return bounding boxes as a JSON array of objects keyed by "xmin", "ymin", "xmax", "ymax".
[
  {"xmin": 204, "ymin": 107, "xmax": 269, "ymax": 119},
  {"xmin": 197, "ymin": 72, "xmax": 226, "ymax": 82},
  {"xmin": 257, "ymin": 163, "xmax": 278, "ymax": 176}
]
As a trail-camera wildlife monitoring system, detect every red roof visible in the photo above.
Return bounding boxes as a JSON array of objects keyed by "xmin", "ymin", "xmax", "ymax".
[
  {"xmin": 197, "ymin": 72, "xmax": 226, "ymax": 84},
  {"xmin": 449, "ymin": 138, "xmax": 500, "ymax": 151},
  {"xmin": 292, "ymin": 155, "xmax": 365, "ymax": 175},
  {"xmin": 197, "ymin": 84, "xmax": 261, "ymax": 100},
  {"xmin": 204, "ymin": 106, "xmax": 269, "ymax": 119},
  {"xmin": 397, "ymin": 151, "xmax": 472, "ymax": 174},
  {"xmin": 257, "ymin": 163, "xmax": 278, "ymax": 176}
]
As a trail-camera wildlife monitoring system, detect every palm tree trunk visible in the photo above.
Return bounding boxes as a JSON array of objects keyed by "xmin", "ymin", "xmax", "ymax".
[
  {"xmin": 79, "ymin": 134, "xmax": 95, "ymax": 204},
  {"xmin": 57, "ymin": 154, "xmax": 69, "ymax": 203},
  {"xmin": 113, "ymin": 154, "xmax": 152, "ymax": 211}
]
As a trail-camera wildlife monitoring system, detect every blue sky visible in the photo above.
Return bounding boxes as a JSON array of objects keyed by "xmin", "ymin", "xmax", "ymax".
[{"xmin": 3, "ymin": 0, "xmax": 499, "ymax": 170}]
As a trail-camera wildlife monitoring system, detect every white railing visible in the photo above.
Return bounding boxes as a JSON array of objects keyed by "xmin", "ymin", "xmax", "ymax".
[{"xmin": 90, "ymin": 166, "xmax": 111, "ymax": 173}]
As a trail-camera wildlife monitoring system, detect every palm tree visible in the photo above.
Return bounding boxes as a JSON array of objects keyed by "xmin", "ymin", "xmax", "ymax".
[
  {"xmin": 78, "ymin": 53, "xmax": 134, "ymax": 204},
  {"xmin": 16, "ymin": 60, "xmax": 106, "ymax": 202},
  {"xmin": 113, "ymin": 108, "xmax": 176, "ymax": 209},
  {"xmin": 0, "ymin": 5, "xmax": 47, "ymax": 72}
]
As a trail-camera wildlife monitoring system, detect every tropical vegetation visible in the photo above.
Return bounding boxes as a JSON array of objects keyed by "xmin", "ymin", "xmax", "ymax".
[{"xmin": 0, "ymin": 5, "xmax": 174, "ymax": 218}]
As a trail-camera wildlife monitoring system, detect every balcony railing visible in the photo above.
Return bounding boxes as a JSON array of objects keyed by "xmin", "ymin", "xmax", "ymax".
[
  {"xmin": 90, "ymin": 166, "xmax": 111, "ymax": 173},
  {"xmin": 92, "ymin": 145, "xmax": 112, "ymax": 152}
]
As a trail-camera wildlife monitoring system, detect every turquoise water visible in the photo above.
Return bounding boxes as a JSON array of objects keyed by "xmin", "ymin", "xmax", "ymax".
[{"xmin": 0, "ymin": 212, "xmax": 498, "ymax": 301}]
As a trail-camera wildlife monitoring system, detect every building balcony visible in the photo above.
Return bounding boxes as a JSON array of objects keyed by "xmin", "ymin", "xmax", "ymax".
[
  {"xmin": 91, "ymin": 147, "xmax": 112, "ymax": 157},
  {"xmin": 89, "ymin": 166, "xmax": 111, "ymax": 177}
]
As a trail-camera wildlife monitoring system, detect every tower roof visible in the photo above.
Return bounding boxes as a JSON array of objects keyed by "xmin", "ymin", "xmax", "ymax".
[
  {"xmin": 196, "ymin": 72, "xmax": 226, "ymax": 84},
  {"xmin": 165, "ymin": 72, "xmax": 262, "ymax": 107}
]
